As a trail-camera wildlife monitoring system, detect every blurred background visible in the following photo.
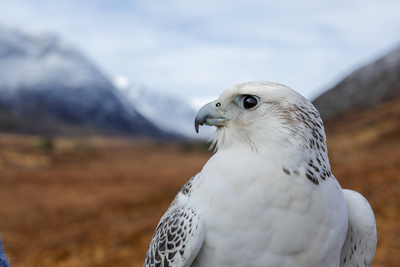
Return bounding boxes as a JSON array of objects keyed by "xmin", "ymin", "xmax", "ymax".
[{"xmin": 0, "ymin": 0, "xmax": 399, "ymax": 266}]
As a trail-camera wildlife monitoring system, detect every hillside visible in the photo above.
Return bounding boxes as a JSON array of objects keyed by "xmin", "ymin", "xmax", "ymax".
[
  {"xmin": 313, "ymin": 45, "xmax": 400, "ymax": 119},
  {"xmin": 113, "ymin": 80, "xmax": 214, "ymax": 139},
  {"xmin": 0, "ymin": 25, "xmax": 167, "ymax": 138},
  {"xmin": 311, "ymin": 45, "xmax": 400, "ymax": 266},
  {"xmin": 325, "ymin": 98, "xmax": 400, "ymax": 267}
]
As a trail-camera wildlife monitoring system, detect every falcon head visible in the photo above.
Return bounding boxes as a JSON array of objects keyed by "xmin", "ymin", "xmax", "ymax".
[{"xmin": 195, "ymin": 81, "xmax": 327, "ymax": 156}]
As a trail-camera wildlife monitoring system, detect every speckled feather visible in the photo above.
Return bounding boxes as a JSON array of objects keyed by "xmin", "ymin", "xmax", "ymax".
[
  {"xmin": 144, "ymin": 81, "xmax": 377, "ymax": 267},
  {"xmin": 144, "ymin": 176, "xmax": 204, "ymax": 267},
  {"xmin": 340, "ymin": 190, "xmax": 377, "ymax": 267}
]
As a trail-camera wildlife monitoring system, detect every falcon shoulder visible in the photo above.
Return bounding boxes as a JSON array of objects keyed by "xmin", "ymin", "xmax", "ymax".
[
  {"xmin": 144, "ymin": 176, "xmax": 204, "ymax": 267},
  {"xmin": 340, "ymin": 189, "xmax": 377, "ymax": 267}
]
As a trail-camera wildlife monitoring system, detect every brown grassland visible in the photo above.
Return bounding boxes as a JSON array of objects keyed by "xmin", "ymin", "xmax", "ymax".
[{"xmin": 0, "ymin": 99, "xmax": 399, "ymax": 266}]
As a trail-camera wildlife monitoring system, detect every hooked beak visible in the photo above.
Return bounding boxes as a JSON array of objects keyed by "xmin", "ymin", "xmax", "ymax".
[{"xmin": 194, "ymin": 100, "xmax": 228, "ymax": 133}]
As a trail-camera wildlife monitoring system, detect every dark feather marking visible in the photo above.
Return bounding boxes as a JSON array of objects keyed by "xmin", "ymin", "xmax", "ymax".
[
  {"xmin": 168, "ymin": 251, "xmax": 177, "ymax": 260},
  {"xmin": 180, "ymin": 175, "xmax": 197, "ymax": 195},
  {"xmin": 282, "ymin": 167, "xmax": 290, "ymax": 175},
  {"xmin": 306, "ymin": 173, "xmax": 319, "ymax": 185}
]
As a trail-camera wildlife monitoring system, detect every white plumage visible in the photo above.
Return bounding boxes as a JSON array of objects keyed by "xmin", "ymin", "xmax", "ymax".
[{"xmin": 144, "ymin": 81, "xmax": 377, "ymax": 267}]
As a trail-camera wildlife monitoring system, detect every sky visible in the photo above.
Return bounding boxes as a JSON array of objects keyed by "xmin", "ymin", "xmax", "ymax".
[{"xmin": 1, "ymin": 0, "xmax": 400, "ymax": 102}]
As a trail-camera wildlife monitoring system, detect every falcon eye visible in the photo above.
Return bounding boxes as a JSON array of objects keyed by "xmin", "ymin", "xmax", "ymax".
[{"xmin": 243, "ymin": 95, "xmax": 258, "ymax": 109}]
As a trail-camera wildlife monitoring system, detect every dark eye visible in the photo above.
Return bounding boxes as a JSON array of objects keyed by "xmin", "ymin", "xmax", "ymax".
[{"xmin": 243, "ymin": 95, "xmax": 258, "ymax": 109}]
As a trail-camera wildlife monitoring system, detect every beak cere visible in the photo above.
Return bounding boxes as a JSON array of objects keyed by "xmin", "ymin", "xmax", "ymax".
[{"xmin": 194, "ymin": 100, "xmax": 228, "ymax": 133}]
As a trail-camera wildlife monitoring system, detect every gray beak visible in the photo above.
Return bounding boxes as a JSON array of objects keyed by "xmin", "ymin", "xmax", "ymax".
[{"xmin": 194, "ymin": 100, "xmax": 228, "ymax": 133}]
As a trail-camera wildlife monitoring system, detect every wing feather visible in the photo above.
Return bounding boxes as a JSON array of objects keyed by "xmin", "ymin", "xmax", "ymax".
[
  {"xmin": 144, "ymin": 206, "xmax": 204, "ymax": 267},
  {"xmin": 340, "ymin": 189, "xmax": 377, "ymax": 267}
]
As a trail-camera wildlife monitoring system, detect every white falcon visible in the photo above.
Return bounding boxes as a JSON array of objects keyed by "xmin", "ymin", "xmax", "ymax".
[{"xmin": 144, "ymin": 81, "xmax": 377, "ymax": 267}]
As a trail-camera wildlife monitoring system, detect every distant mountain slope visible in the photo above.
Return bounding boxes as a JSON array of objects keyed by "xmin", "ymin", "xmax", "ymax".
[
  {"xmin": 113, "ymin": 78, "xmax": 214, "ymax": 139},
  {"xmin": 0, "ymin": 25, "xmax": 167, "ymax": 138},
  {"xmin": 313, "ymin": 45, "xmax": 400, "ymax": 120}
]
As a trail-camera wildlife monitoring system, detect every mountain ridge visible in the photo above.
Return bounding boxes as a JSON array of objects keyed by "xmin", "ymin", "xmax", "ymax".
[
  {"xmin": 0, "ymin": 25, "xmax": 168, "ymax": 138},
  {"xmin": 313, "ymin": 45, "xmax": 400, "ymax": 120}
]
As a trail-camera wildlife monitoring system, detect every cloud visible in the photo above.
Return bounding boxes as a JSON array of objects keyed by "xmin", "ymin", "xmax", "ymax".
[{"xmin": 1, "ymin": 0, "xmax": 400, "ymax": 100}]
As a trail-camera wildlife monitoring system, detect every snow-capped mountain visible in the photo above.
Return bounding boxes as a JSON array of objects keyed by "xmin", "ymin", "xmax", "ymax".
[
  {"xmin": 114, "ymin": 76, "xmax": 213, "ymax": 139},
  {"xmin": 0, "ymin": 25, "xmax": 167, "ymax": 138}
]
